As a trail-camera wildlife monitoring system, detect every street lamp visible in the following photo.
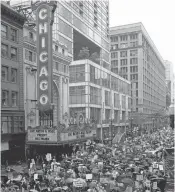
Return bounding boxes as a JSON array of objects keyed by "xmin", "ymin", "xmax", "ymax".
[{"xmin": 110, "ymin": 119, "xmax": 113, "ymax": 145}]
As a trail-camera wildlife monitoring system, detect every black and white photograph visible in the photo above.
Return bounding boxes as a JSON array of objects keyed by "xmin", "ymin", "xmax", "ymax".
[{"xmin": 1, "ymin": 0, "xmax": 174, "ymax": 191}]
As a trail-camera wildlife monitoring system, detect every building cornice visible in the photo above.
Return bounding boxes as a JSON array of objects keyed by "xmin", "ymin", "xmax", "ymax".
[{"xmin": 1, "ymin": 2, "xmax": 26, "ymax": 27}]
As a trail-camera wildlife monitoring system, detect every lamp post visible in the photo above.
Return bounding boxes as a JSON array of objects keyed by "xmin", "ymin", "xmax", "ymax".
[{"xmin": 110, "ymin": 119, "xmax": 113, "ymax": 145}]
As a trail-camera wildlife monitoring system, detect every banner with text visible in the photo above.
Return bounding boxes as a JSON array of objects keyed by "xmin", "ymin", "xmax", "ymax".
[{"xmin": 27, "ymin": 129, "xmax": 58, "ymax": 143}]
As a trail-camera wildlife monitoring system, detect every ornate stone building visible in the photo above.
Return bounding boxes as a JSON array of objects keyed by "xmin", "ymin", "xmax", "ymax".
[{"xmin": 23, "ymin": 26, "xmax": 71, "ymax": 130}]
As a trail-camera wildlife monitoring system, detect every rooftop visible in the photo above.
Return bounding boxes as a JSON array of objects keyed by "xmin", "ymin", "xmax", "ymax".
[{"xmin": 110, "ymin": 22, "xmax": 164, "ymax": 66}]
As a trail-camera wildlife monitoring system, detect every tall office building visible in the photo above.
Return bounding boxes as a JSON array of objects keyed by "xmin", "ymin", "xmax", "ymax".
[
  {"xmin": 110, "ymin": 23, "xmax": 166, "ymax": 129},
  {"xmin": 164, "ymin": 60, "xmax": 175, "ymax": 104}
]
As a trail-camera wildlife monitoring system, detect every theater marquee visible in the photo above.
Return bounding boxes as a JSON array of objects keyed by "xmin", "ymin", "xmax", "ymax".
[
  {"xmin": 27, "ymin": 128, "xmax": 58, "ymax": 143},
  {"xmin": 32, "ymin": 1, "xmax": 56, "ymax": 111}
]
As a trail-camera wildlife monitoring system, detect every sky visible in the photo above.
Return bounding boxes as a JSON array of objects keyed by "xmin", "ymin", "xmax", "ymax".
[{"xmin": 109, "ymin": 0, "xmax": 175, "ymax": 74}]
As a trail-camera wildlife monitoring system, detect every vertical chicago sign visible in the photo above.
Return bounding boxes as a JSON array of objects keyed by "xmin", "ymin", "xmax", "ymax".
[{"xmin": 32, "ymin": 1, "xmax": 56, "ymax": 111}]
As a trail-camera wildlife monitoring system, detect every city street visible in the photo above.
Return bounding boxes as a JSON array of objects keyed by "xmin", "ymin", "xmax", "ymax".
[{"xmin": 1, "ymin": 0, "xmax": 174, "ymax": 192}]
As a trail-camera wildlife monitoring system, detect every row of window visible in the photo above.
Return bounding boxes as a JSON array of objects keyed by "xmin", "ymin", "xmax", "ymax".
[
  {"xmin": 69, "ymin": 107, "xmax": 128, "ymax": 125},
  {"xmin": 2, "ymin": 66, "xmax": 17, "ymax": 83},
  {"xmin": 69, "ymin": 85, "xmax": 130, "ymax": 108},
  {"xmin": 90, "ymin": 86, "xmax": 101, "ymax": 105},
  {"xmin": 2, "ymin": 90, "xmax": 18, "ymax": 107},
  {"xmin": 111, "ymin": 50, "xmax": 138, "ymax": 59},
  {"xmin": 54, "ymin": 61, "xmax": 69, "ymax": 74},
  {"xmin": 1, "ymin": 43, "xmax": 17, "ymax": 61},
  {"xmin": 69, "ymin": 65, "xmax": 85, "ymax": 83},
  {"xmin": 25, "ymin": 49, "xmax": 36, "ymax": 62},
  {"xmin": 69, "ymin": 86, "xmax": 85, "ymax": 104},
  {"xmin": 112, "ymin": 58, "xmax": 138, "ymax": 66},
  {"xmin": 110, "ymin": 33, "xmax": 138, "ymax": 42},
  {"xmin": 1, "ymin": 116, "xmax": 24, "ymax": 134},
  {"xmin": 111, "ymin": 41, "xmax": 138, "ymax": 50},
  {"xmin": 1, "ymin": 23, "xmax": 18, "ymax": 42},
  {"xmin": 69, "ymin": 65, "xmax": 130, "ymax": 95}
]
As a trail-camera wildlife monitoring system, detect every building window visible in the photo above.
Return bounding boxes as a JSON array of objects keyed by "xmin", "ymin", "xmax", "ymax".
[
  {"xmin": 25, "ymin": 50, "xmax": 36, "ymax": 62},
  {"xmin": 120, "ymin": 59, "xmax": 127, "ymax": 66},
  {"xmin": 130, "ymin": 41, "xmax": 138, "ymax": 47},
  {"xmin": 1, "ymin": 116, "xmax": 12, "ymax": 134},
  {"xmin": 11, "ymin": 68, "xmax": 17, "ymax": 83},
  {"xmin": 122, "ymin": 95, "xmax": 126, "ymax": 109},
  {"xmin": 111, "ymin": 52, "xmax": 118, "ymax": 59},
  {"xmin": 105, "ymin": 109, "xmax": 110, "ymax": 120},
  {"xmin": 1, "ymin": 24, "xmax": 7, "ymax": 38},
  {"xmin": 120, "ymin": 51, "xmax": 127, "ymax": 57},
  {"xmin": 130, "ymin": 33, "xmax": 138, "ymax": 40},
  {"xmin": 111, "ymin": 44, "xmax": 118, "ymax": 50},
  {"xmin": 102, "ymin": 71, "xmax": 110, "ymax": 88},
  {"xmin": 14, "ymin": 116, "xmax": 24, "ymax": 133},
  {"xmin": 11, "ymin": 47, "xmax": 17, "ymax": 60},
  {"xmin": 2, "ymin": 66, "xmax": 8, "ymax": 81},
  {"xmin": 29, "ymin": 32, "xmax": 34, "ymax": 40},
  {"xmin": 110, "ymin": 36, "xmax": 118, "ymax": 42},
  {"xmin": 111, "ymin": 60, "xmax": 118, "ymax": 67},
  {"xmin": 105, "ymin": 90, "xmax": 110, "ymax": 106},
  {"xmin": 12, "ymin": 92, "xmax": 18, "ymax": 107},
  {"xmin": 11, "ymin": 28, "xmax": 17, "ymax": 42},
  {"xmin": 130, "ymin": 58, "xmax": 138, "ymax": 65},
  {"xmin": 64, "ymin": 65, "xmax": 66, "ymax": 73},
  {"xmin": 69, "ymin": 86, "xmax": 85, "ymax": 104},
  {"xmin": 90, "ymin": 66, "xmax": 101, "ymax": 85},
  {"xmin": 90, "ymin": 108, "xmax": 101, "ymax": 124},
  {"xmin": 130, "ymin": 49, "xmax": 138, "ymax": 57},
  {"xmin": 29, "ymin": 51, "xmax": 33, "ymax": 61},
  {"xmin": 1, "ymin": 44, "xmax": 8, "ymax": 58},
  {"xmin": 90, "ymin": 86, "xmax": 101, "ymax": 105},
  {"xmin": 69, "ymin": 65, "xmax": 85, "ymax": 83},
  {"xmin": 2, "ymin": 90, "xmax": 9, "ymax": 106},
  {"xmin": 120, "ymin": 35, "xmax": 127, "ymax": 41},
  {"xmin": 55, "ymin": 45, "xmax": 58, "ymax": 51},
  {"xmin": 120, "ymin": 43, "xmax": 128, "ymax": 48},
  {"xmin": 114, "ymin": 93, "xmax": 120, "ymax": 108}
]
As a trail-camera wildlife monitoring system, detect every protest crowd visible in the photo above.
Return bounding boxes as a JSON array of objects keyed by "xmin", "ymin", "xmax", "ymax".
[{"xmin": 1, "ymin": 127, "xmax": 174, "ymax": 192}]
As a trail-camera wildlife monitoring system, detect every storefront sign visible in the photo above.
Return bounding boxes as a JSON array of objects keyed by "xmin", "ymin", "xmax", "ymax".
[
  {"xmin": 32, "ymin": 1, "xmax": 56, "ymax": 111},
  {"xmin": 27, "ymin": 129, "xmax": 58, "ymax": 143}
]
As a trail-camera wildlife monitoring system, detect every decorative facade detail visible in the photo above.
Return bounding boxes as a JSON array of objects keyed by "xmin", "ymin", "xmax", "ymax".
[
  {"xmin": 26, "ymin": 66, "xmax": 36, "ymax": 76},
  {"xmin": 62, "ymin": 77, "xmax": 68, "ymax": 84}
]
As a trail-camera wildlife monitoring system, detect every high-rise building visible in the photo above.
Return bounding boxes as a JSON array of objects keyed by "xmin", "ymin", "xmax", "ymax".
[
  {"xmin": 164, "ymin": 60, "xmax": 175, "ymax": 104},
  {"xmin": 1, "ymin": 2, "xmax": 26, "ymax": 164},
  {"xmin": 110, "ymin": 23, "xmax": 166, "ymax": 129}
]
